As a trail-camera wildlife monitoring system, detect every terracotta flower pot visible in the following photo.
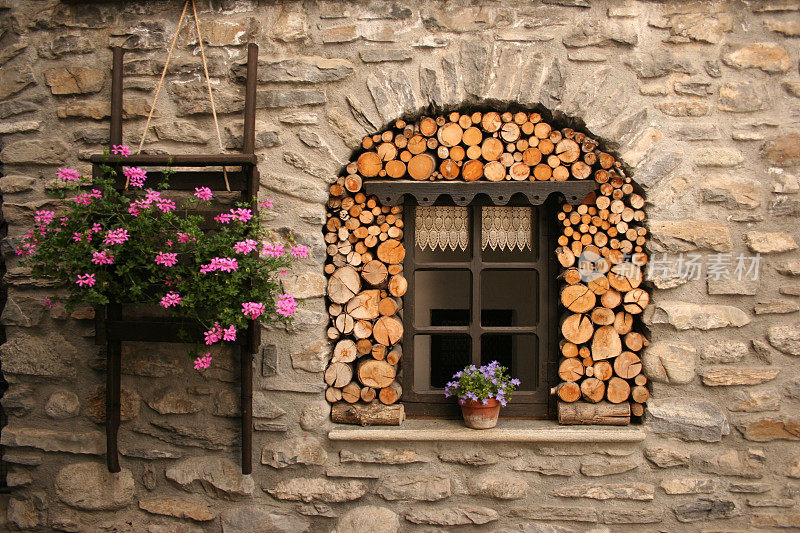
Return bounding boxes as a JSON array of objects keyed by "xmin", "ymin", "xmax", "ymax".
[{"xmin": 460, "ymin": 398, "xmax": 501, "ymax": 429}]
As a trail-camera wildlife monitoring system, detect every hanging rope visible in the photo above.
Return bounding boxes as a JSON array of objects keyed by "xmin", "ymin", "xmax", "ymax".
[
  {"xmin": 132, "ymin": 0, "xmax": 230, "ymax": 192},
  {"xmin": 191, "ymin": 0, "xmax": 230, "ymax": 191}
]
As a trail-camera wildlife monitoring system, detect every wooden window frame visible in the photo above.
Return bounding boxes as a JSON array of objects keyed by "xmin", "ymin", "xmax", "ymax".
[{"xmin": 400, "ymin": 197, "xmax": 561, "ymax": 419}]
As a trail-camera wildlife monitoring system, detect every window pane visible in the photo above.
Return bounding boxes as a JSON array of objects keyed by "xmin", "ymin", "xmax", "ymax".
[
  {"xmin": 415, "ymin": 334, "xmax": 472, "ymax": 390},
  {"xmin": 481, "ymin": 269, "xmax": 538, "ymax": 326},
  {"xmin": 481, "ymin": 333, "xmax": 538, "ymax": 391},
  {"xmin": 414, "ymin": 270, "xmax": 470, "ymax": 327},
  {"xmin": 481, "ymin": 206, "xmax": 537, "ymax": 262},
  {"xmin": 415, "ymin": 206, "xmax": 471, "ymax": 263}
]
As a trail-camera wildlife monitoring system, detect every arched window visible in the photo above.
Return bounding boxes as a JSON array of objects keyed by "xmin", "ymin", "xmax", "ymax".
[{"xmin": 325, "ymin": 108, "xmax": 649, "ymax": 424}]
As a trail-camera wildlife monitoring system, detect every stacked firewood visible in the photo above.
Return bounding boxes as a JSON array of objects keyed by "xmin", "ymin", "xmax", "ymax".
[
  {"xmin": 552, "ymin": 168, "xmax": 651, "ymax": 424},
  {"xmin": 351, "ymin": 112, "xmax": 612, "ymax": 182},
  {"xmin": 324, "ymin": 110, "xmax": 651, "ymax": 426},
  {"xmin": 324, "ymin": 170, "xmax": 407, "ymax": 423}
]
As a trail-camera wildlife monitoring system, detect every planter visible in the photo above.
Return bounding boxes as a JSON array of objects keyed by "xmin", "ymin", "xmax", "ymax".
[{"xmin": 460, "ymin": 398, "xmax": 501, "ymax": 429}]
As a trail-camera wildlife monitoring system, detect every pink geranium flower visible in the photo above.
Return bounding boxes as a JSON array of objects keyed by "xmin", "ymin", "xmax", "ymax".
[
  {"xmin": 74, "ymin": 189, "xmax": 102, "ymax": 206},
  {"xmin": 160, "ymin": 291, "xmax": 182, "ymax": 308},
  {"xmin": 222, "ymin": 325, "xmax": 237, "ymax": 342},
  {"xmin": 290, "ymin": 245, "xmax": 309, "ymax": 258},
  {"xmin": 177, "ymin": 232, "xmax": 195, "ymax": 243},
  {"xmin": 204, "ymin": 322, "xmax": 224, "ymax": 345},
  {"xmin": 194, "ymin": 187, "xmax": 213, "ymax": 201},
  {"xmin": 34, "ymin": 210, "xmax": 55, "ymax": 227},
  {"xmin": 262, "ymin": 244, "xmax": 285, "ymax": 258},
  {"xmin": 193, "ymin": 353, "xmax": 213, "ymax": 370},
  {"xmin": 57, "ymin": 167, "xmax": 80, "ymax": 182},
  {"xmin": 124, "ymin": 167, "xmax": 147, "ymax": 188},
  {"xmin": 233, "ymin": 239, "xmax": 258, "ymax": 254},
  {"xmin": 91, "ymin": 250, "xmax": 114, "ymax": 265},
  {"xmin": 242, "ymin": 302, "xmax": 266, "ymax": 319},
  {"xmin": 155, "ymin": 252, "xmax": 178, "ymax": 267},
  {"xmin": 276, "ymin": 293, "xmax": 296, "ymax": 317},
  {"xmin": 76, "ymin": 273, "xmax": 96, "ymax": 287},
  {"xmin": 111, "ymin": 145, "xmax": 131, "ymax": 157},
  {"xmin": 259, "ymin": 199, "xmax": 273, "ymax": 209},
  {"xmin": 104, "ymin": 228, "xmax": 129, "ymax": 245},
  {"xmin": 199, "ymin": 257, "xmax": 238, "ymax": 274}
]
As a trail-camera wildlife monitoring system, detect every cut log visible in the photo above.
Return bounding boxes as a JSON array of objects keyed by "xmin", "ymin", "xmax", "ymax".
[
  {"xmin": 630, "ymin": 402, "xmax": 644, "ymax": 417},
  {"xmin": 631, "ymin": 385, "xmax": 650, "ymax": 403},
  {"xmin": 551, "ymin": 382, "xmax": 581, "ymax": 403},
  {"xmin": 484, "ymin": 161, "xmax": 506, "ymax": 181},
  {"xmin": 408, "ymin": 153, "xmax": 436, "ymax": 180},
  {"xmin": 606, "ymin": 377, "xmax": 631, "ymax": 404},
  {"xmin": 357, "ymin": 358, "xmax": 396, "ymax": 389},
  {"xmin": 325, "ymin": 387, "xmax": 342, "ymax": 403},
  {"xmin": 335, "ymin": 313, "xmax": 354, "ymax": 335},
  {"xmin": 371, "ymin": 344, "xmax": 387, "ymax": 360},
  {"xmin": 580, "ymin": 377, "xmax": 606, "ymax": 403},
  {"xmin": 558, "ymin": 401, "xmax": 630, "ymax": 425},
  {"xmin": 341, "ymin": 382, "xmax": 361, "ymax": 404},
  {"xmin": 357, "ymin": 152, "xmax": 382, "ymax": 177},
  {"xmin": 332, "ymin": 339, "xmax": 358, "ymax": 363},
  {"xmin": 379, "ymin": 297, "xmax": 399, "ymax": 316},
  {"xmin": 561, "ymin": 314, "xmax": 594, "ymax": 345},
  {"xmin": 613, "ymin": 311, "xmax": 633, "ymax": 335},
  {"xmin": 591, "ymin": 325, "xmax": 622, "ymax": 361},
  {"xmin": 462, "ymin": 160, "xmax": 484, "ymax": 181},
  {"xmin": 601, "ymin": 288, "xmax": 622, "ymax": 309},
  {"xmin": 356, "ymin": 338, "xmax": 373, "ymax": 355},
  {"xmin": 361, "ymin": 260, "xmax": 388, "ymax": 286},
  {"xmin": 327, "ymin": 266, "xmax": 361, "ymax": 304},
  {"xmin": 593, "ymin": 360, "xmax": 613, "ymax": 381},
  {"xmin": 377, "ymin": 239, "xmax": 406, "ymax": 264},
  {"xmin": 388, "ymin": 274, "xmax": 408, "ymax": 297},
  {"xmin": 379, "ymin": 381, "xmax": 403, "ymax": 405},
  {"xmin": 561, "ymin": 340, "xmax": 579, "ymax": 358},
  {"xmin": 613, "ymin": 351, "xmax": 642, "ymax": 379},
  {"xmin": 346, "ymin": 289, "xmax": 381, "ymax": 320},
  {"xmin": 558, "ymin": 358, "xmax": 584, "ymax": 382},
  {"xmin": 623, "ymin": 288, "xmax": 649, "ymax": 314},
  {"xmin": 556, "ymin": 246, "xmax": 576, "ymax": 268},
  {"xmin": 624, "ymin": 332, "xmax": 648, "ymax": 352},
  {"xmin": 560, "ymin": 284, "xmax": 596, "ymax": 313},
  {"xmin": 353, "ymin": 320, "xmax": 373, "ymax": 340},
  {"xmin": 590, "ymin": 307, "xmax": 616, "ymax": 326},
  {"xmin": 481, "ymin": 137, "xmax": 504, "ymax": 161},
  {"xmin": 360, "ymin": 387, "xmax": 377, "ymax": 403},
  {"xmin": 324, "ymin": 362, "xmax": 353, "ymax": 388},
  {"xmin": 587, "ymin": 275, "xmax": 610, "ymax": 296},
  {"xmin": 608, "ymin": 264, "xmax": 642, "ymax": 292},
  {"xmin": 373, "ymin": 316, "xmax": 403, "ymax": 346},
  {"xmin": 386, "ymin": 345, "xmax": 402, "ymax": 365},
  {"xmin": 437, "ymin": 122, "xmax": 463, "ymax": 147},
  {"xmin": 331, "ymin": 401, "xmax": 405, "ymax": 426}
]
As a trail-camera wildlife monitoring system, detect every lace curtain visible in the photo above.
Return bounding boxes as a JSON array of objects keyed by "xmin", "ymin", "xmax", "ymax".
[
  {"xmin": 481, "ymin": 206, "xmax": 532, "ymax": 251},
  {"xmin": 415, "ymin": 206, "xmax": 532, "ymax": 252},
  {"xmin": 415, "ymin": 206, "xmax": 470, "ymax": 251}
]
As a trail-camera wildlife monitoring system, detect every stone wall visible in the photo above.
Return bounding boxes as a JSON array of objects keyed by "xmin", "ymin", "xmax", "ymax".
[{"xmin": 1, "ymin": 0, "xmax": 800, "ymax": 531}]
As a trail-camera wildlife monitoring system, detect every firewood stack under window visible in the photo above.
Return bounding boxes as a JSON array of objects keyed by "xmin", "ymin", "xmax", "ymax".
[{"xmin": 324, "ymin": 109, "xmax": 650, "ymax": 425}]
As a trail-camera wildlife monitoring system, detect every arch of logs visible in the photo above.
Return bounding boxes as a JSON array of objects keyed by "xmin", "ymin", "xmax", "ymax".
[{"xmin": 324, "ymin": 108, "xmax": 650, "ymax": 426}]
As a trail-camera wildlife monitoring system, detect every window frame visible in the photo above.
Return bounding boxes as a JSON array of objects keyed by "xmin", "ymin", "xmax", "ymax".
[{"xmin": 400, "ymin": 196, "xmax": 561, "ymax": 419}]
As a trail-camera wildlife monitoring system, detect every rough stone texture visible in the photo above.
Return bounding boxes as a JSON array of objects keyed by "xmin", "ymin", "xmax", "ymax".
[
  {"xmin": 166, "ymin": 457, "xmax": 255, "ymax": 498},
  {"xmin": 744, "ymin": 231, "xmax": 798, "ymax": 253},
  {"xmin": 552, "ymin": 483, "xmax": 654, "ymax": 501},
  {"xmin": 260, "ymin": 436, "xmax": 327, "ymax": 468},
  {"xmin": 45, "ymin": 390, "xmax": 81, "ymax": 419},
  {"xmin": 3, "ymin": 2, "xmax": 800, "ymax": 532},
  {"xmin": 646, "ymin": 301, "xmax": 750, "ymax": 330},
  {"xmin": 138, "ymin": 498, "xmax": 215, "ymax": 521},
  {"xmin": 221, "ymin": 507, "xmax": 311, "ymax": 533},
  {"xmin": 267, "ymin": 478, "xmax": 367, "ymax": 502},
  {"xmin": 405, "ymin": 506, "xmax": 498, "ymax": 525},
  {"xmin": 641, "ymin": 342, "xmax": 695, "ymax": 384},
  {"xmin": 767, "ymin": 324, "xmax": 800, "ymax": 355},
  {"xmin": 647, "ymin": 399, "xmax": 730, "ymax": 442},
  {"xmin": 55, "ymin": 462, "xmax": 135, "ymax": 510},
  {"xmin": 333, "ymin": 506, "xmax": 400, "ymax": 532},
  {"xmin": 376, "ymin": 473, "xmax": 451, "ymax": 501},
  {"xmin": 649, "ymin": 220, "xmax": 732, "ymax": 252}
]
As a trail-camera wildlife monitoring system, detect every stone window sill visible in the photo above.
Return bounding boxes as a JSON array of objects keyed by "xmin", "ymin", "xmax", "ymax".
[{"xmin": 328, "ymin": 419, "xmax": 646, "ymax": 443}]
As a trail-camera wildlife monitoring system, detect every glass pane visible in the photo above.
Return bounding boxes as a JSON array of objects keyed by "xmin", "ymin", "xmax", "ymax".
[
  {"xmin": 481, "ymin": 269, "xmax": 538, "ymax": 326},
  {"xmin": 414, "ymin": 270, "xmax": 470, "ymax": 327},
  {"xmin": 415, "ymin": 334, "xmax": 472, "ymax": 390},
  {"xmin": 415, "ymin": 206, "xmax": 471, "ymax": 263},
  {"xmin": 481, "ymin": 206, "xmax": 537, "ymax": 262},
  {"xmin": 481, "ymin": 334, "xmax": 538, "ymax": 391}
]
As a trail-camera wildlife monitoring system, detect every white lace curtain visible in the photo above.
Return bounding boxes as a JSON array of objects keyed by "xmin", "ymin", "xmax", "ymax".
[{"xmin": 415, "ymin": 206, "xmax": 532, "ymax": 252}]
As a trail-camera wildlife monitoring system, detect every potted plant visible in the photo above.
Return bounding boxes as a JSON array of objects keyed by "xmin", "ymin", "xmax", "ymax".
[
  {"xmin": 444, "ymin": 361, "xmax": 521, "ymax": 429},
  {"xmin": 16, "ymin": 145, "xmax": 304, "ymax": 370}
]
